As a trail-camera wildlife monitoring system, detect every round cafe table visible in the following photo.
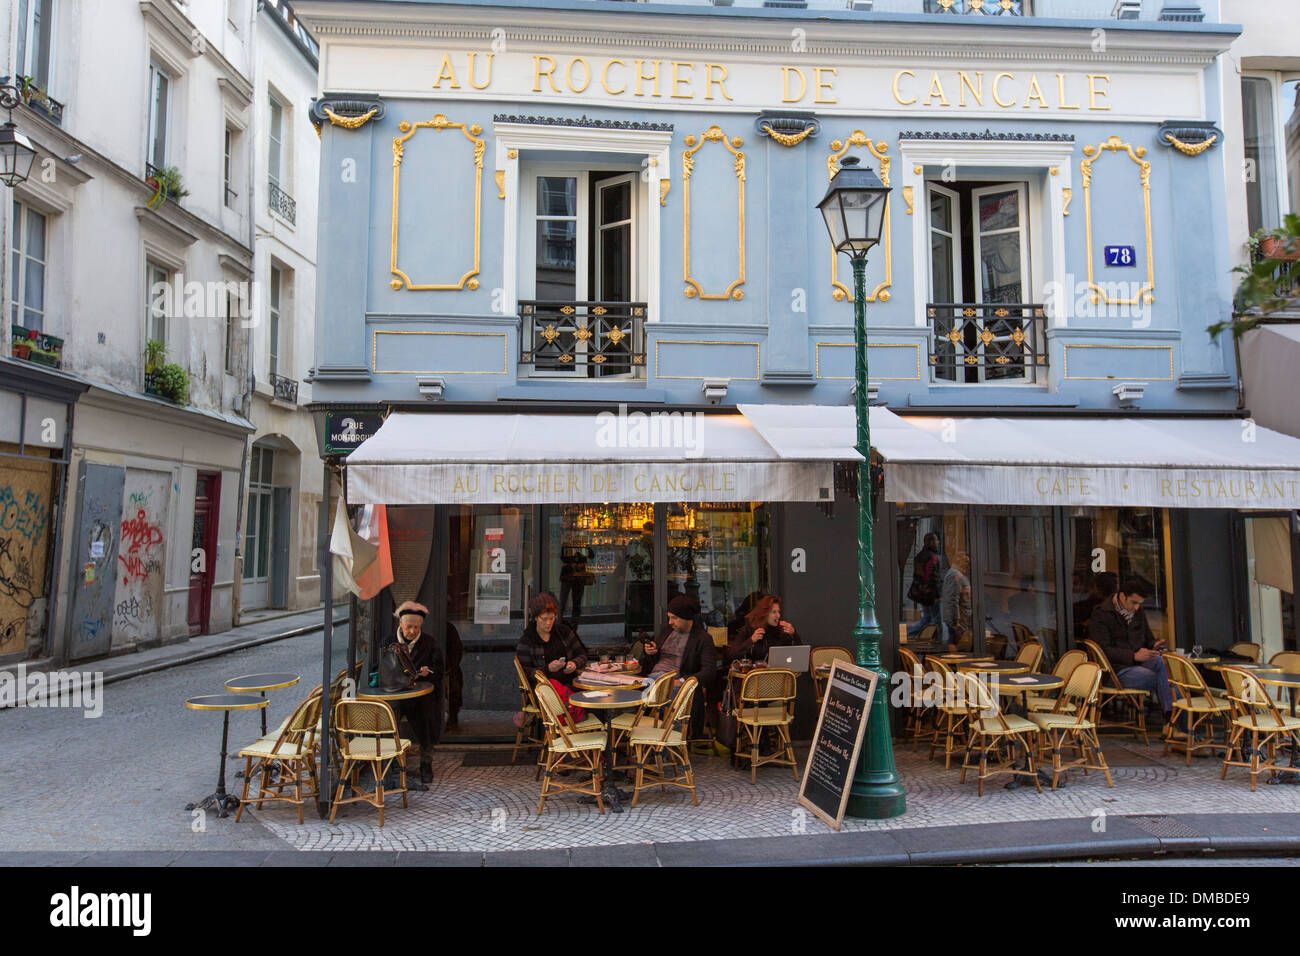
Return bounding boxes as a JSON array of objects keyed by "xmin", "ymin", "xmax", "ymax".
[
  {"xmin": 985, "ymin": 673, "xmax": 1063, "ymax": 790},
  {"xmin": 956, "ymin": 660, "xmax": 1031, "ymax": 676},
  {"xmin": 568, "ymin": 686, "xmax": 649, "ymax": 813},
  {"xmin": 224, "ymin": 672, "xmax": 300, "ymax": 736},
  {"xmin": 1206, "ymin": 662, "xmax": 1282, "ymax": 674},
  {"xmin": 933, "ymin": 653, "xmax": 995, "ymax": 664},
  {"xmin": 1186, "ymin": 655, "xmax": 1220, "ymax": 665},
  {"xmin": 572, "ymin": 670, "xmax": 650, "ymax": 693},
  {"xmin": 185, "ymin": 694, "xmax": 268, "ymax": 818}
]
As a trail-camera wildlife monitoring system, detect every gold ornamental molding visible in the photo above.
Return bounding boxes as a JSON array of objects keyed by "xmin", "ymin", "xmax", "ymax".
[
  {"xmin": 1062, "ymin": 187, "xmax": 1072, "ymax": 217},
  {"xmin": 682, "ymin": 126, "xmax": 746, "ymax": 301},
  {"xmin": 1061, "ymin": 343, "xmax": 1173, "ymax": 381},
  {"xmin": 390, "ymin": 114, "xmax": 484, "ymax": 291},
  {"xmin": 901, "ymin": 185, "xmax": 914, "ymax": 215},
  {"xmin": 372, "ymin": 330, "xmax": 508, "ymax": 374},
  {"xmin": 494, "ymin": 169, "xmax": 506, "ymax": 199},
  {"xmin": 325, "ymin": 106, "xmax": 378, "ymax": 130},
  {"xmin": 660, "ymin": 179, "xmax": 670, "ymax": 207},
  {"xmin": 761, "ymin": 123, "xmax": 815, "ymax": 148},
  {"xmin": 814, "ymin": 342, "xmax": 922, "ymax": 381},
  {"xmin": 828, "ymin": 131, "xmax": 892, "ymax": 303},
  {"xmin": 1164, "ymin": 132, "xmax": 1216, "ymax": 156},
  {"xmin": 655, "ymin": 340, "xmax": 760, "ymax": 380},
  {"xmin": 1080, "ymin": 135, "xmax": 1154, "ymax": 306}
]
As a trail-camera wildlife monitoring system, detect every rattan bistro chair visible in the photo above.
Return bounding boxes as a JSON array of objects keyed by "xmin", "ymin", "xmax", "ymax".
[
  {"xmin": 235, "ymin": 693, "xmax": 321, "ymax": 824},
  {"xmin": 534, "ymin": 679, "xmax": 608, "ymax": 814},
  {"xmin": 924, "ymin": 656, "xmax": 969, "ymax": 768},
  {"xmin": 957, "ymin": 671, "xmax": 1043, "ymax": 795},
  {"xmin": 1220, "ymin": 666, "xmax": 1300, "ymax": 791},
  {"xmin": 629, "ymin": 677, "xmax": 700, "ymax": 808},
  {"xmin": 612, "ymin": 670, "xmax": 676, "ymax": 766},
  {"xmin": 1227, "ymin": 642, "xmax": 1262, "ymax": 663},
  {"xmin": 1027, "ymin": 648, "xmax": 1087, "ymax": 714},
  {"xmin": 734, "ymin": 668, "xmax": 799, "ymax": 783},
  {"xmin": 1163, "ymin": 652, "xmax": 1230, "ymax": 764},
  {"xmin": 897, "ymin": 646, "xmax": 931, "ymax": 751},
  {"xmin": 1014, "ymin": 641, "xmax": 1044, "ymax": 674},
  {"xmin": 812, "ymin": 646, "xmax": 854, "ymax": 706},
  {"xmin": 1081, "ymin": 639, "xmax": 1150, "ymax": 745},
  {"xmin": 512, "ymin": 657, "xmax": 546, "ymax": 765},
  {"xmin": 1028, "ymin": 661, "xmax": 1115, "ymax": 791},
  {"xmin": 329, "ymin": 699, "xmax": 411, "ymax": 827}
]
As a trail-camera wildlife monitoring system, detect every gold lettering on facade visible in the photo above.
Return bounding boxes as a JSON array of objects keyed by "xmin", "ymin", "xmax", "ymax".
[
  {"xmin": 601, "ymin": 59, "xmax": 626, "ymax": 95},
  {"xmin": 992, "ymin": 73, "xmax": 1015, "ymax": 108},
  {"xmin": 1023, "ymin": 74, "xmax": 1049, "ymax": 109},
  {"xmin": 782, "ymin": 67, "xmax": 807, "ymax": 103},
  {"xmin": 892, "ymin": 70, "xmax": 916, "ymax": 106},
  {"xmin": 924, "ymin": 72, "xmax": 950, "ymax": 106},
  {"xmin": 635, "ymin": 59, "xmax": 662, "ymax": 97},
  {"xmin": 671, "ymin": 61, "xmax": 695, "ymax": 99},
  {"xmin": 1056, "ymin": 72, "xmax": 1080, "ymax": 109},
  {"xmin": 434, "ymin": 53, "xmax": 461, "ymax": 89},
  {"xmin": 566, "ymin": 57, "xmax": 591, "ymax": 93},
  {"xmin": 533, "ymin": 55, "xmax": 560, "ymax": 93},
  {"xmin": 1087, "ymin": 74, "xmax": 1111, "ymax": 110},
  {"xmin": 705, "ymin": 63, "xmax": 732, "ymax": 101},
  {"xmin": 957, "ymin": 71, "xmax": 983, "ymax": 107},
  {"xmin": 814, "ymin": 67, "xmax": 837, "ymax": 104},
  {"xmin": 467, "ymin": 52, "xmax": 493, "ymax": 90}
]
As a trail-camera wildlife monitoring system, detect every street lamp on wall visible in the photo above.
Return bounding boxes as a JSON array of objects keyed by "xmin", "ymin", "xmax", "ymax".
[
  {"xmin": 0, "ymin": 80, "xmax": 36, "ymax": 187},
  {"xmin": 817, "ymin": 154, "xmax": 905, "ymax": 820}
]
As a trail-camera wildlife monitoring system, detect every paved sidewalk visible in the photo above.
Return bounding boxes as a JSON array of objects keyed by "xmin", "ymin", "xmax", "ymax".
[{"xmin": 13, "ymin": 604, "xmax": 348, "ymax": 688}]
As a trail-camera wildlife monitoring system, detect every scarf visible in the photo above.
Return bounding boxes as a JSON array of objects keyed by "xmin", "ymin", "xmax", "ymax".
[{"xmin": 1112, "ymin": 594, "xmax": 1135, "ymax": 623}]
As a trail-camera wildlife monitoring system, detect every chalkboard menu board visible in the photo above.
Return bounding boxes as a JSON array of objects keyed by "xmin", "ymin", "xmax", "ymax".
[{"xmin": 798, "ymin": 659, "xmax": 878, "ymax": 831}]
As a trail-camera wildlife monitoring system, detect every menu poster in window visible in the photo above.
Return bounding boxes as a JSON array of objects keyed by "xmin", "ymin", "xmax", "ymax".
[
  {"xmin": 798, "ymin": 659, "xmax": 878, "ymax": 832},
  {"xmin": 474, "ymin": 573, "xmax": 512, "ymax": 625}
]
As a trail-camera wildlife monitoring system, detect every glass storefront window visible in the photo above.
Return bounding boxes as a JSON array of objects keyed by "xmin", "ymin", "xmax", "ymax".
[
  {"xmin": 665, "ymin": 502, "xmax": 767, "ymax": 633},
  {"xmin": 981, "ymin": 508, "xmax": 1057, "ymax": 660},
  {"xmin": 1244, "ymin": 516, "xmax": 1296, "ymax": 660},
  {"xmin": 544, "ymin": 503, "xmax": 654, "ymax": 648},
  {"xmin": 1068, "ymin": 508, "xmax": 1169, "ymax": 645},
  {"xmin": 895, "ymin": 506, "xmax": 970, "ymax": 651},
  {"xmin": 446, "ymin": 505, "xmax": 535, "ymax": 736}
]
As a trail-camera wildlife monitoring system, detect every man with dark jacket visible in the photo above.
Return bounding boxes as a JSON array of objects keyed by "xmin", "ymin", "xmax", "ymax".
[
  {"xmin": 633, "ymin": 594, "xmax": 716, "ymax": 735},
  {"xmin": 1087, "ymin": 576, "xmax": 1181, "ymax": 735}
]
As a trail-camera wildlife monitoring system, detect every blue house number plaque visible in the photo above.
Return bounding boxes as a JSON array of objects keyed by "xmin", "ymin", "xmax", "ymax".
[{"xmin": 1104, "ymin": 245, "xmax": 1137, "ymax": 267}]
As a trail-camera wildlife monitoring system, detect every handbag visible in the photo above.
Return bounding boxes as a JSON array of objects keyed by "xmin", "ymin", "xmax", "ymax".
[
  {"xmin": 379, "ymin": 642, "xmax": 417, "ymax": 690},
  {"xmin": 717, "ymin": 682, "xmax": 738, "ymax": 752}
]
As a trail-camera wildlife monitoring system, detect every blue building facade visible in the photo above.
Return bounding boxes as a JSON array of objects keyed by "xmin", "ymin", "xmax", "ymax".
[{"xmin": 296, "ymin": 0, "xmax": 1300, "ymax": 739}]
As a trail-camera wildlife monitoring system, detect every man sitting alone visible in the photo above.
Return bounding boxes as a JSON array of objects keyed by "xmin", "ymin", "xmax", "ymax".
[{"xmin": 1087, "ymin": 576, "xmax": 1184, "ymax": 739}]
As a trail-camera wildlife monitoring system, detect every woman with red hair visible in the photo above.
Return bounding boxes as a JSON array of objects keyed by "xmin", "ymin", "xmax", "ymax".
[
  {"xmin": 516, "ymin": 592, "xmax": 589, "ymax": 722},
  {"xmin": 724, "ymin": 595, "xmax": 801, "ymax": 667}
]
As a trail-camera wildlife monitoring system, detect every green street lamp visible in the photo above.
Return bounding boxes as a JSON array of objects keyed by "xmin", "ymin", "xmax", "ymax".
[{"xmin": 817, "ymin": 155, "xmax": 906, "ymax": 819}]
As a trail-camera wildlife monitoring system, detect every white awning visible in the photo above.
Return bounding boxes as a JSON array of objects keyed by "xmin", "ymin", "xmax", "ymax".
[
  {"xmin": 346, "ymin": 411, "xmax": 834, "ymax": 505},
  {"xmin": 872, "ymin": 415, "xmax": 1300, "ymax": 509}
]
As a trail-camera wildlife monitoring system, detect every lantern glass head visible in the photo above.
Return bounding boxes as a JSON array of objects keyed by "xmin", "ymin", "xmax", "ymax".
[
  {"xmin": 0, "ymin": 123, "xmax": 36, "ymax": 187},
  {"xmin": 817, "ymin": 156, "xmax": 889, "ymax": 259}
]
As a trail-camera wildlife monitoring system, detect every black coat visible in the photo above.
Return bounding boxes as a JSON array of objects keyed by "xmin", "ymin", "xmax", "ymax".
[
  {"xmin": 515, "ymin": 621, "xmax": 589, "ymax": 687},
  {"xmin": 384, "ymin": 631, "xmax": 445, "ymax": 751},
  {"xmin": 633, "ymin": 621, "xmax": 717, "ymax": 736},
  {"xmin": 1087, "ymin": 601, "xmax": 1157, "ymax": 670},
  {"xmin": 724, "ymin": 622, "xmax": 802, "ymax": 668}
]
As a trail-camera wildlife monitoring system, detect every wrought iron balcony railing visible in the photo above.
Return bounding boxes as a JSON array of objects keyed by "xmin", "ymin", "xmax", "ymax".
[
  {"xmin": 268, "ymin": 180, "xmax": 296, "ymax": 224},
  {"xmin": 924, "ymin": 0, "xmax": 1028, "ymax": 14},
  {"xmin": 269, "ymin": 371, "xmax": 299, "ymax": 403},
  {"xmin": 927, "ymin": 302, "xmax": 1047, "ymax": 384},
  {"xmin": 519, "ymin": 300, "xmax": 646, "ymax": 378}
]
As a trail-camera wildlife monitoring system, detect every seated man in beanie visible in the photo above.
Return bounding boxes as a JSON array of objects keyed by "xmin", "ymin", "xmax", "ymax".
[
  {"xmin": 633, "ymin": 594, "xmax": 717, "ymax": 736},
  {"xmin": 387, "ymin": 601, "xmax": 445, "ymax": 784}
]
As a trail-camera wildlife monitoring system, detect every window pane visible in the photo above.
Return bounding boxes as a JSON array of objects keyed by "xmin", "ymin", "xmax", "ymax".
[
  {"xmin": 26, "ymin": 207, "xmax": 44, "ymax": 261},
  {"xmin": 537, "ymin": 177, "xmax": 576, "ymax": 217},
  {"xmin": 929, "ymin": 191, "xmax": 951, "ymax": 233},
  {"xmin": 261, "ymin": 448, "xmax": 274, "ymax": 484},
  {"xmin": 535, "ymin": 219, "xmax": 576, "ymax": 300},
  {"xmin": 1243, "ymin": 77, "xmax": 1279, "ymax": 235},
  {"xmin": 268, "ymin": 99, "xmax": 282, "ymax": 183},
  {"xmin": 256, "ymin": 494, "xmax": 272, "ymax": 577},
  {"xmin": 1285, "ymin": 79, "xmax": 1300, "ymax": 217},
  {"xmin": 982, "ymin": 510, "xmax": 1057, "ymax": 660},
  {"xmin": 599, "ymin": 223, "xmax": 630, "ymax": 302},
  {"xmin": 150, "ymin": 70, "xmax": 170, "ymax": 168},
  {"xmin": 600, "ymin": 181, "xmax": 630, "ymax": 224},
  {"xmin": 16, "ymin": 0, "xmax": 29, "ymax": 78},
  {"xmin": 24, "ymin": 258, "xmax": 43, "ymax": 312},
  {"xmin": 978, "ymin": 189, "xmax": 1019, "ymax": 232},
  {"xmin": 930, "ymin": 233, "xmax": 955, "ymax": 302},
  {"xmin": 979, "ymin": 231, "xmax": 1023, "ymax": 303}
]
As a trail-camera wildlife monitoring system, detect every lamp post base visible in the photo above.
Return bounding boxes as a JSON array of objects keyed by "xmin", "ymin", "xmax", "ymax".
[
  {"xmin": 845, "ymin": 625, "xmax": 907, "ymax": 820},
  {"xmin": 845, "ymin": 781, "xmax": 907, "ymax": 820}
]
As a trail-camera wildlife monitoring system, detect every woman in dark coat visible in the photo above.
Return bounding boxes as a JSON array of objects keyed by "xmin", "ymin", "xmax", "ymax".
[
  {"xmin": 388, "ymin": 601, "xmax": 445, "ymax": 784},
  {"xmin": 725, "ymin": 594, "xmax": 802, "ymax": 668},
  {"xmin": 515, "ymin": 593, "xmax": 589, "ymax": 688}
]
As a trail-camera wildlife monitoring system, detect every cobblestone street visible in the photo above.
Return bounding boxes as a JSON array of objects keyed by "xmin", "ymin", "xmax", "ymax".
[{"xmin": 7, "ymin": 630, "xmax": 1300, "ymax": 857}]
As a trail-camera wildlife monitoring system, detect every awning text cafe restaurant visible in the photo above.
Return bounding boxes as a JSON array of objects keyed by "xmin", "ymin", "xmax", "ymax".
[{"xmin": 327, "ymin": 403, "xmax": 1300, "ymax": 741}]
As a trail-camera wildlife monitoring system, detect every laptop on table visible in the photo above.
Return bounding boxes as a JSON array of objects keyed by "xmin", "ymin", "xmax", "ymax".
[{"xmin": 765, "ymin": 644, "xmax": 811, "ymax": 673}]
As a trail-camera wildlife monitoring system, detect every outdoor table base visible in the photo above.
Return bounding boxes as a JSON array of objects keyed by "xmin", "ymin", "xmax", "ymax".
[
  {"xmin": 569, "ymin": 686, "xmax": 648, "ymax": 814},
  {"xmin": 185, "ymin": 694, "xmax": 268, "ymax": 818},
  {"xmin": 358, "ymin": 682, "xmax": 435, "ymax": 792},
  {"xmin": 990, "ymin": 674, "xmax": 1063, "ymax": 791}
]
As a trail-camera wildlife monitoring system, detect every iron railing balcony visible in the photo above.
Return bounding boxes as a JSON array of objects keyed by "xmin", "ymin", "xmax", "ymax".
[
  {"xmin": 927, "ymin": 302, "xmax": 1047, "ymax": 384},
  {"xmin": 268, "ymin": 179, "xmax": 296, "ymax": 224},
  {"xmin": 923, "ymin": 0, "xmax": 1028, "ymax": 13},
  {"xmin": 519, "ymin": 300, "xmax": 646, "ymax": 378},
  {"xmin": 269, "ymin": 371, "xmax": 299, "ymax": 403}
]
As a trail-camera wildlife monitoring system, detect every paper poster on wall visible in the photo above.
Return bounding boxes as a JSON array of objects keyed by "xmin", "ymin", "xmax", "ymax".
[{"xmin": 474, "ymin": 573, "xmax": 512, "ymax": 624}]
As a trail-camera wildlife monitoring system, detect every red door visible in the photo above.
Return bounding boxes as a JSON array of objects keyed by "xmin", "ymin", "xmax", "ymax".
[{"xmin": 187, "ymin": 472, "xmax": 221, "ymax": 636}]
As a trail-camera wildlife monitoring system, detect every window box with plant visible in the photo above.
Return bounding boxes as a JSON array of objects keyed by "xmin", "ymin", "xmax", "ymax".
[
  {"xmin": 17, "ymin": 75, "xmax": 64, "ymax": 124},
  {"xmin": 1210, "ymin": 215, "xmax": 1300, "ymax": 339},
  {"xmin": 142, "ymin": 339, "xmax": 187, "ymax": 403},
  {"xmin": 11, "ymin": 323, "xmax": 62, "ymax": 368},
  {"xmin": 145, "ymin": 165, "xmax": 190, "ymax": 209}
]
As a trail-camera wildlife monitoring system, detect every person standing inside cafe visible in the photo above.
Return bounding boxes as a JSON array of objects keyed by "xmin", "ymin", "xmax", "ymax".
[
  {"xmin": 389, "ymin": 601, "xmax": 445, "ymax": 784},
  {"xmin": 633, "ymin": 594, "xmax": 717, "ymax": 736},
  {"xmin": 724, "ymin": 595, "xmax": 801, "ymax": 667}
]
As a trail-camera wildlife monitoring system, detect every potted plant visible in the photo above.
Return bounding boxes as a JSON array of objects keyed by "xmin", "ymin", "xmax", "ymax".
[
  {"xmin": 156, "ymin": 361, "xmax": 190, "ymax": 405},
  {"xmin": 12, "ymin": 327, "xmax": 32, "ymax": 360},
  {"xmin": 16, "ymin": 75, "xmax": 49, "ymax": 109},
  {"xmin": 1211, "ymin": 214, "xmax": 1300, "ymax": 339},
  {"xmin": 146, "ymin": 166, "xmax": 189, "ymax": 208}
]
